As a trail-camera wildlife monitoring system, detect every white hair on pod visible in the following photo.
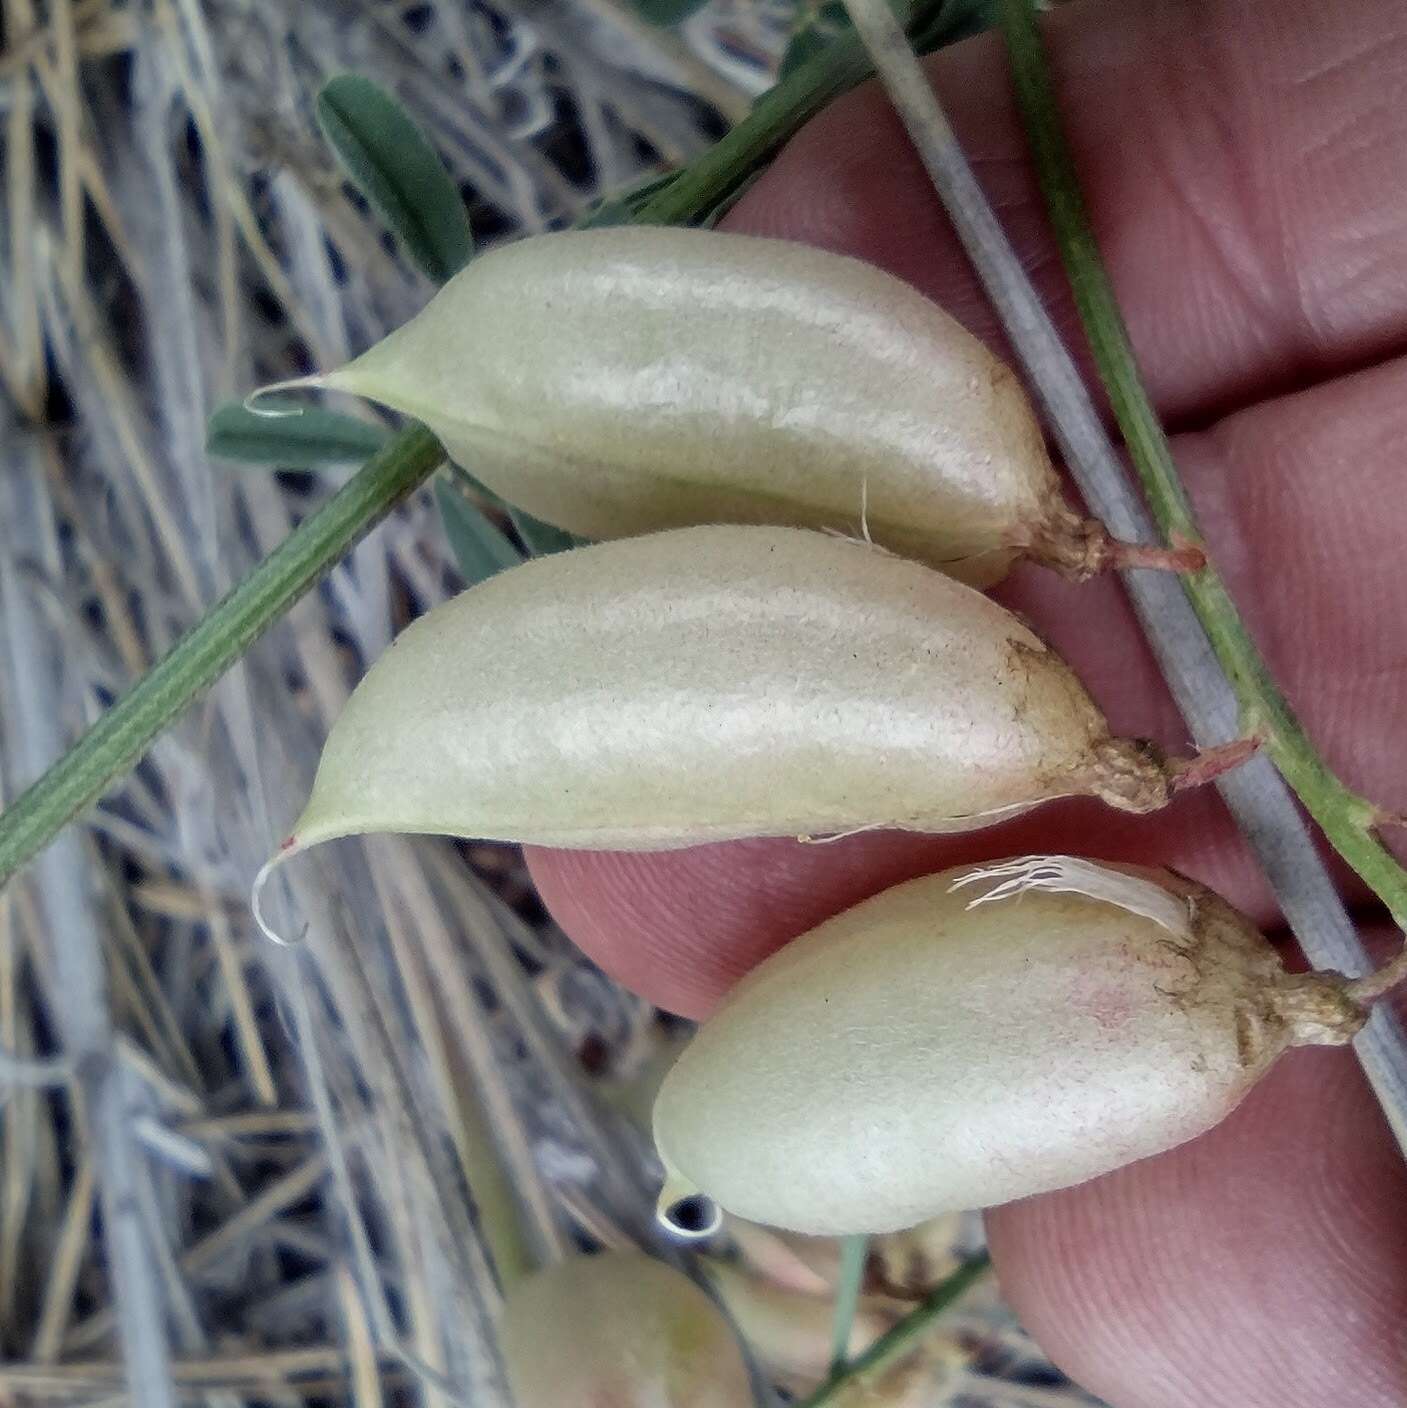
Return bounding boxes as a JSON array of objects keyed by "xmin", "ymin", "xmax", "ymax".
[{"xmin": 949, "ymin": 854, "xmax": 1192, "ymax": 937}]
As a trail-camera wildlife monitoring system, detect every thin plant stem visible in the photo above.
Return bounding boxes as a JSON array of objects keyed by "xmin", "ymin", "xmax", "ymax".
[
  {"xmin": 999, "ymin": 0, "xmax": 1407, "ymax": 943},
  {"xmin": 0, "ymin": 424, "xmax": 444, "ymax": 891},
  {"xmin": 839, "ymin": 0, "xmax": 1407, "ymax": 1155},
  {"xmin": 1348, "ymin": 950, "xmax": 1407, "ymax": 1008},
  {"xmin": 796, "ymin": 1253, "xmax": 991, "ymax": 1408},
  {"xmin": 829, "ymin": 1234, "xmax": 869, "ymax": 1377},
  {"xmin": 627, "ymin": 0, "xmax": 981, "ymax": 228},
  {"xmin": 996, "ymin": 0, "xmax": 1407, "ymax": 1141}
]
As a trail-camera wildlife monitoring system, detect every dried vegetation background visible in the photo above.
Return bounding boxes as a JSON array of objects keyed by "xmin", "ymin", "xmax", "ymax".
[{"xmin": 0, "ymin": 1, "xmax": 1101, "ymax": 1402}]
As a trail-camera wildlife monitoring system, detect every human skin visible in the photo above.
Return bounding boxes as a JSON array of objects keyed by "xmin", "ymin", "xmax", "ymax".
[{"xmin": 526, "ymin": 0, "xmax": 1407, "ymax": 1402}]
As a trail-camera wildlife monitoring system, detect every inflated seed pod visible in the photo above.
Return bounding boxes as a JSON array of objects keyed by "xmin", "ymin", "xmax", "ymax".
[
  {"xmin": 255, "ymin": 527, "xmax": 1175, "ymax": 911},
  {"xmin": 499, "ymin": 1253, "xmax": 751, "ymax": 1408},
  {"xmin": 653, "ymin": 857, "xmax": 1365, "ymax": 1237},
  {"xmin": 265, "ymin": 226, "xmax": 1115, "ymax": 586}
]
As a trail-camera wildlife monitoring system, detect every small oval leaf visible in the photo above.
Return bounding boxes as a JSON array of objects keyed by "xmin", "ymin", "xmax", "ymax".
[
  {"xmin": 445, "ymin": 464, "xmax": 586, "ymax": 558},
  {"xmin": 914, "ymin": 0, "xmax": 1000, "ymax": 46},
  {"xmin": 433, "ymin": 475, "xmax": 523, "ymax": 586},
  {"xmin": 778, "ymin": 25, "xmax": 830, "ymax": 80},
  {"xmin": 628, "ymin": 0, "xmax": 712, "ymax": 26},
  {"xmin": 779, "ymin": 0, "xmax": 851, "ymax": 79},
  {"xmin": 206, "ymin": 401, "xmax": 390, "ymax": 467},
  {"xmin": 583, "ymin": 170, "xmax": 679, "ymax": 230},
  {"xmin": 508, "ymin": 508, "xmax": 586, "ymax": 558},
  {"xmin": 316, "ymin": 74, "xmax": 473, "ymax": 284}
]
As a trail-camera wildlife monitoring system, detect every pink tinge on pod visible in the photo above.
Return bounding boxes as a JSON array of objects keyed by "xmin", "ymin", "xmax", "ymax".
[{"xmin": 653, "ymin": 857, "xmax": 1364, "ymax": 1238}]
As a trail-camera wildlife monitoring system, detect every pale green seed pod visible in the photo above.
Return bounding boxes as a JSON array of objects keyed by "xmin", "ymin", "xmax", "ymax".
[
  {"xmin": 256, "ymin": 527, "xmax": 1174, "ymax": 916},
  {"xmin": 270, "ymin": 226, "xmax": 1109, "ymax": 586},
  {"xmin": 653, "ymin": 858, "xmax": 1365, "ymax": 1237},
  {"xmin": 499, "ymin": 1253, "xmax": 751, "ymax": 1408}
]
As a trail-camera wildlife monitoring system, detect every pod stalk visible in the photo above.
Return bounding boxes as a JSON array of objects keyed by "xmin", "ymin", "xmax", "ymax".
[
  {"xmin": 1099, "ymin": 536, "xmax": 1208, "ymax": 575},
  {"xmin": 1166, "ymin": 736, "xmax": 1262, "ymax": 792},
  {"xmin": 1345, "ymin": 944, "xmax": 1407, "ymax": 1007},
  {"xmin": 1030, "ymin": 505, "xmax": 1206, "ymax": 581},
  {"xmin": 1090, "ymin": 734, "xmax": 1259, "ymax": 815}
]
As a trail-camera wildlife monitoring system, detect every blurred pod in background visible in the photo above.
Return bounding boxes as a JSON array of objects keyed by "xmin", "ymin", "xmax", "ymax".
[{"xmin": 499, "ymin": 1252, "xmax": 752, "ymax": 1408}]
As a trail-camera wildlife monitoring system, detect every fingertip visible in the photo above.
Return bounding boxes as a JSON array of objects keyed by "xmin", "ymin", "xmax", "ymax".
[{"xmin": 985, "ymin": 1042, "xmax": 1407, "ymax": 1407}]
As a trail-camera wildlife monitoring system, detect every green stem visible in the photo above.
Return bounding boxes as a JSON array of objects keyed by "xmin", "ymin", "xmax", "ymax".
[
  {"xmin": 999, "ymin": 0, "xmax": 1407, "ymax": 940},
  {"xmin": 632, "ymin": 0, "xmax": 975, "ymax": 227},
  {"xmin": 829, "ymin": 1234, "xmax": 869, "ymax": 1377},
  {"xmin": 449, "ymin": 1039, "xmax": 538, "ymax": 1296},
  {"xmin": 798, "ymin": 1253, "xmax": 991, "ymax": 1408},
  {"xmin": 629, "ymin": 46, "xmax": 870, "ymax": 227},
  {"xmin": 0, "ymin": 0, "xmax": 982, "ymax": 896},
  {"xmin": 0, "ymin": 425, "xmax": 444, "ymax": 890}
]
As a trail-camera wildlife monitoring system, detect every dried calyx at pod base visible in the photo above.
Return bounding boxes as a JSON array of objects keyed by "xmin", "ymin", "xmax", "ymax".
[
  {"xmin": 253, "ymin": 226, "xmax": 1197, "ymax": 587},
  {"xmin": 653, "ymin": 857, "xmax": 1372, "ymax": 1239},
  {"xmin": 251, "ymin": 526, "xmax": 1241, "ymax": 938}
]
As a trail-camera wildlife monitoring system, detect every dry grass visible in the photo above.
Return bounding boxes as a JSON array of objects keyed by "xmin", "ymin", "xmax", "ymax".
[{"xmin": 0, "ymin": 1, "xmax": 1101, "ymax": 1403}]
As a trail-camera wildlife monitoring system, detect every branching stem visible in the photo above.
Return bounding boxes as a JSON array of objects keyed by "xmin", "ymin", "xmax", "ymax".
[
  {"xmin": 999, "ymin": 0, "xmax": 1407, "ymax": 947},
  {"xmin": 797, "ymin": 1254, "xmax": 991, "ymax": 1408},
  {"xmin": 840, "ymin": 0, "xmax": 1407, "ymax": 1156}
]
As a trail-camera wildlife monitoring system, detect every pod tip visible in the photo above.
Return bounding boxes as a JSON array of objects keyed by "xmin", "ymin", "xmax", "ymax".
[
  {"xmin": 250, "ymin": 836, "xmax": 307, "ymax": 948},
  {"xmin": 242, "ymin": 375, "xmax": 328, "ymax": 417},
  {"xmin": 656, "ymin": 1172, "xmax": 722, "ymax": 1242}
]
